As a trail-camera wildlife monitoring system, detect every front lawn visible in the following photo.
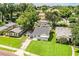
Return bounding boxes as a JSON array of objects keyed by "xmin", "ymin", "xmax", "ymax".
[
  {"xmin": 0, "ymin": 35, "xmax": 27, "ymax": 48},
  {"xmin": 26, "ymin": 33, "xmax": 72, "ymax": 56},
  {"xmin": 0, "ymin": 47, "xmax": 16, "ymax": 52},
  {"xmin": 75, "ymin": 48, "xmax": 79, "ymax": 56}
]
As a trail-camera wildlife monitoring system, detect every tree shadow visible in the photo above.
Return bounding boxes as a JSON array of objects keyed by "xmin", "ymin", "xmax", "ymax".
[
  {"xmin": 75, "ymin": 50, "xmax": 79, "ymax": 53},
  {"xmin": 48, "ymin": 32, "xmax": 54, "ymax": 41},
  {"xmin": 56, "ymin": 42, "xmax": 69, "ymax": 45}
]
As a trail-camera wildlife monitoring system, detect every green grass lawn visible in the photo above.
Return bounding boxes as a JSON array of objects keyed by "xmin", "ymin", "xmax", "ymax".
[
  {"xmin": 0, "ymin": 47, "xmax": 16, "ymax": 52},
  {"xmin": 0, "ymin": 35, "xmax": 27, "ymax": 48},
  {"xmin": 75, "ymin": 48, "xmax": 79, "ymax": 56},
  {"xmin": 26, "ymin": 33, "xmax": 72, "ymax": 56}
]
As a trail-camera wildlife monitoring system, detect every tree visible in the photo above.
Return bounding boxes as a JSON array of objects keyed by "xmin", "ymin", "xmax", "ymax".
[
  {"xmin": 46, "ymin": 9, "xmax": 61, "ymax": 28},
  {"xmin": 41, "ymin": 5, "xmax": 48, "ymax": 12},
  {"xmin": 16, "ymin": 4, "xmax": 38, "ymax": 30},
  {"xmin": 74, "ymin": 6, "xmax": 79, "ymax": 15},
  {"xmin": 0, "ymin": 3, "xmax": 7, "ymax": 22},
  {"xmin": 0, "ymin": 20, "xmax": 5, "ymax": 26},
  {"xmin": 7, "ymin": 4, "xmax": 15, "ymax": 21},
  {"xmin": 71, "ymin": 23, "xmax": 79, "ymax": 46},
  {"xmin": 59, "ymin": 6, "xmax": 72, "ymax": 18},
  {"xmin": 70, "ymin": 15, "xmax": 79, "ymax": 46},
  {"xmin": 68, "ymin": 16, "xmax": 77, "ymax": 23}
]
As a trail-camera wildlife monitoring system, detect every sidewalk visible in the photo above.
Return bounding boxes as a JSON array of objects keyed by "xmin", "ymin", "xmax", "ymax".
[
  {"xmin": 20, "ymin": 39, "xmax": 32, "ymax": 49},
  {"xmin": 71, "ymin": 46, "xmax": 75, "ymax": 56},
  {"xmin": 15, "ymin": 38, "xmax": 32, "ymax": 56},
  {"xmin": 0, "ymin": 38, "xmax": 38, "ymax": 56}
]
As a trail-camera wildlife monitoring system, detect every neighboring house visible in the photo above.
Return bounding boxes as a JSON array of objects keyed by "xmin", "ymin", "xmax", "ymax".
[
  {"xmin": 0, "ymin": 26, "xmax": 8, "ymax": 35},
  {"xmin": 6, "ymin": 27, "xmax": 24, "ymax": 37},
  {"xmin": 34, "ymin": 20, "xmax": 50, "ymax": 28},
  {"xmin": 5, "ymin": 22, "xmax": 16, "ymax": 30},
  {"xmin": 38, "ymin": 12, "xmax": 46, "ymax": 20},
  {"xmin": 0, "ymin": 22, "xmax": 24, "ymax": 37},
  {"xmin": 56, "ymin": 27, "xmax": 72, "ymax": 43},
  {"xmin": 30, "ymin": 20, "xmax": 51, "ymax": 40},
  {"xmin": 0, "ymin": 22, "xmax": 16, "ymax": 35}
]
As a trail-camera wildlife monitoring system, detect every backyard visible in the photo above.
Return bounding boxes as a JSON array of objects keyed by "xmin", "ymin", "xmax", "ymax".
[
  {"xmin": 0, "ymin": 35, "xmax": 27, "ymax": 48},
  {"xmin": 26, "ymin": 32, "xmax": 72, "ymax": 56}
]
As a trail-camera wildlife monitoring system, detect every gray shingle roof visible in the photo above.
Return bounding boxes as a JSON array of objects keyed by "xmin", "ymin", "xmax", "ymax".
[
  {"xmin": 56, "ymin": 27, "xmax": 72, "ymax": 38},
  {"xmin": 10, "ymin": 27, "xmax": 23, "ymax": 33},
  {"xmin": 38, "ymin": 22, "xmax": 50, "ymax": 27},
  {"xmin": 5, "ymin": 22, "xmax": 16, "ymax": 27},
  {"xmin": 31, "ymin": 20, "xmax": 51, "ymax": 38},
  {"xmin": 0, "ymin": 22, "xmax": 16, "ymax": 31},
  {"xmin": 0, "ymin": 26, "xmax": 8, "ymax": 31},
  {"xmin": 31, "ymin": 26, "xmax": 51, "ymax": 36}
]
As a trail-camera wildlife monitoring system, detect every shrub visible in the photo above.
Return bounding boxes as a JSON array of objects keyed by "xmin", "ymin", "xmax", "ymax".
[
  {"xmin": 56, "ymin": 21, "xmax": 68, "ymax": 27},
  {"xmin": 0, "ymin": 20, "xmax": 5, "ymax": 26},
  {"xmin": 68, "ymin": 16, "xmax": 77, "ymax": 23},
  {"xmin": 56, "ymin": 37, "xmax": 69, "ymax": 44},
  {"xmin": 75, "ymin": 39, "xmax": 79, "ymax": 46}
]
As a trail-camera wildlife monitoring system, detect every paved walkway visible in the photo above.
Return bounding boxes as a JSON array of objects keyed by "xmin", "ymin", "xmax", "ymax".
[
  {"xmin": 71, "ymin": 46, "xmax": 75, "ymax": 56},
  {"xmin": 0, "ymin": 44, "xmax": 38, "ymax": 56},
  {"xmin": 0, "ymin": 37, "xmax": 38, "ymax": 56},
  {"xmin": 15, "ymin": 38, "xmax": 32, "ymax": 56},
  {"xmin": 20, "ymin": 38, "xmax": 32, "ymax": 49}
]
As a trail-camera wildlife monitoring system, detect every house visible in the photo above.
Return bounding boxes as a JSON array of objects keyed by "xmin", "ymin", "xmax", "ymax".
[
  {"xmin": 30, "ymin": 27, "xmax": 51, "ymax": 40},
  {"xmin": 56, "ymin": 27, "xmax": 72, "ymax": 43},
  {"xmin": 6, "ymin": 27, "xmax": 24, "ymax": 37},
  {"xmin": 38, "ymin": 12, "xmax": 46, "ymax": 20},
  {"xmin": 0, "ymin": 22, "xmax": 16, "ymax": 35},
  {"xmin": 0, "ymin": 26, "xmax": 8, "ymax": 35},
  {"xmin": 5, "ymin": 22, "xmax": 16, "ymax": 30},
  {"xmin": 30, "ymin": 20, "xmax": 51, "ymax": 40},
  {"xmin": 34, "ymin": 20, "xmax": 50, "ymax": 27}
]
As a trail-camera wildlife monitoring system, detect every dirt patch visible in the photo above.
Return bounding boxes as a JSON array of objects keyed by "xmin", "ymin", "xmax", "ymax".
[{"xmin": 0, "ymin": 50, "xmax": 17, "ymax": 56}]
